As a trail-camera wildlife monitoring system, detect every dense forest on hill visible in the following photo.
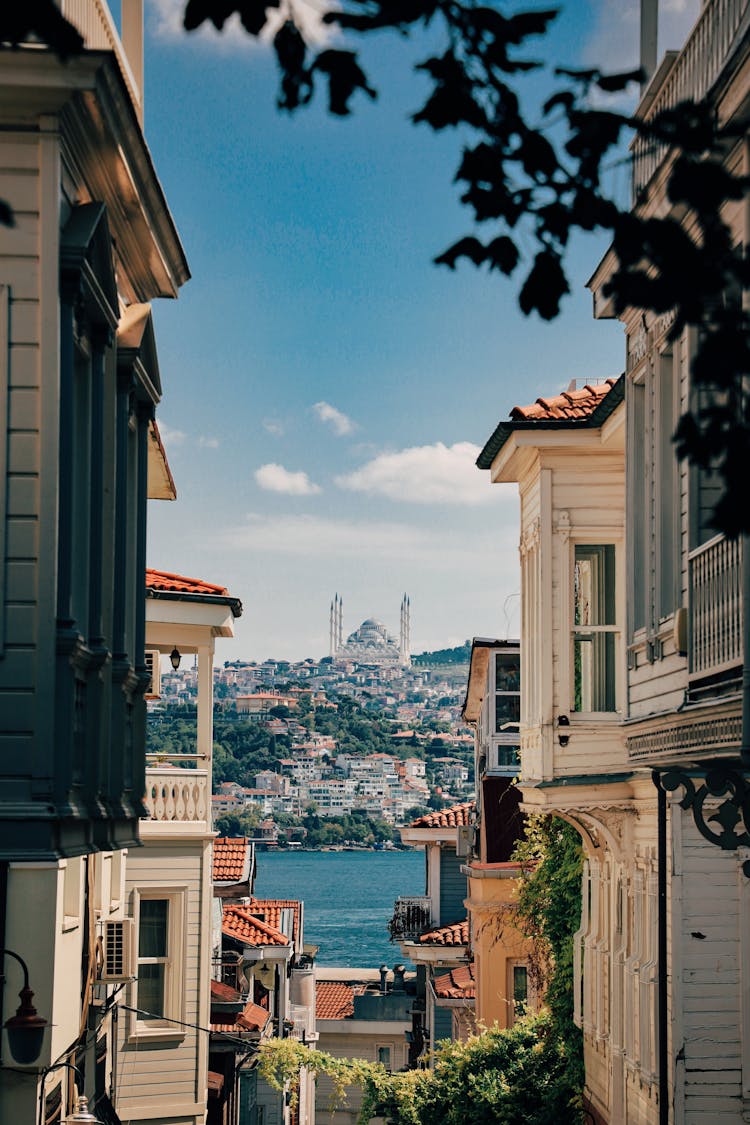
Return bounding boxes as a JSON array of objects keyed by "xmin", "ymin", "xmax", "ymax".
[{"xmin": 413, "ymin": 642, "xmax": 471, "ymax": 666}]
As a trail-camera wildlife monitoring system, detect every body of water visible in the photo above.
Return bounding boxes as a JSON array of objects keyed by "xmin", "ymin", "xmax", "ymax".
[{"xmin": 252, "ymin": 849, "xmax": 425, "ymax": 967}]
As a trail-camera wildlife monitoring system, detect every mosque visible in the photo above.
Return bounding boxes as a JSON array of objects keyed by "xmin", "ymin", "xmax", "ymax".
[{"xmin": 329, "ymin": 593, "xmax": 411, "ymax": 667}]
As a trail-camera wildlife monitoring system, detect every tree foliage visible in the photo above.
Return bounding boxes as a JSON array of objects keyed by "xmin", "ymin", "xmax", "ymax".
[
  {"xmin": 510, "ymin": 813, "xmax": 584, "ymax": 1087},
  {"xmin": 259, "ymin": 1010, "xmax": 582, "ymax": 1124}
]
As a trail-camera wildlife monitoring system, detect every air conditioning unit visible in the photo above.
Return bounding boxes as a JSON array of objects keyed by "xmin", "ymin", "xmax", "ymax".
[
  {"xmin": 99, "ymin": 919, "xmax": 134, "ymax": 982},
  {"xmin": 144, "ymin": 650, "xmax": 161, "ymax": 699}
]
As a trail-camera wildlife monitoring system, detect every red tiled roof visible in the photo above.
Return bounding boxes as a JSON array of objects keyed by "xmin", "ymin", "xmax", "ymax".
[
  {"xmin": 410, "ymin": 802, "xmax": 475, "ymax": 829},
  {"xmin": 245, "ymin": 899, "xmax": 301, "ymax": 946},
  {"xmin": 419, "ymin": 919, "xmax": 470, "ymax": 946},
  {"xmin": 510, "ymin": 378, "xmax": 618, "ymax": 422},
  {"xmin": 211, "ymin": 999, "xmax": 271, "ymax": 1035},
  {"xmin": 316, "ymin": 981, "xmax": 355, "ymax": 1020},
  {"xmin": 222, "ymin": 905, "xmax": 288, "ymax": 947},
  {"xmin": 211, "ymin": 979, "xmax": 242, "ymax": 1003},
  {"xmin": 207, "ymin": 1071, "xmax": 224, "ymax": 1094},
  {"xmin": 213, "ymin": 838, "xmax": 251, "ymax": 884},
  {"xmin": 146, "ymin": 568, "xmax": 228, "ymax": 596},
  {"xmin": 434, "ymin": 962, "xmax": 476, "ymax": 999}
]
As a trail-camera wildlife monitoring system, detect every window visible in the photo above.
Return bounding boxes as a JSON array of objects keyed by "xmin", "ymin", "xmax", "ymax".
[
  {"xmin": 133, "ymin": 889, "xmax": 185, "ymax": 1037},
  {"xmin": 494, "ymin": 652, "xmax": 520, "ymax": 734},
  {"xmin": 377, "ymin": 1045, "xmax": 392, "ymax": 1071},
  {"xmin": 510, "ymin": 964, "xmax": 528, "ymax": 1022},
  {"xmin": 573, "ymin": 545, "xmax": 618, "ymax": 712}
]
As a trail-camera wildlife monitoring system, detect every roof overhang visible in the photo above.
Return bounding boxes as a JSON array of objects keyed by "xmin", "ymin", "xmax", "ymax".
[
  {"xmin": 399, "ymin": 826, "xmax": 458, "ymax": 846},
  {"xmin": 147, "ymin": 419, "xmax": 177, "ymax": 500},
  {"xmin": 398, "ymin": 942, "xmax": 469, "ymax": 965}
]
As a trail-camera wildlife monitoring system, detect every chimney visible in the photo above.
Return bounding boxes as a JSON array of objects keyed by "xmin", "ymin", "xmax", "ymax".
[
  {"xmin": 379, "ymin": 964, "xmax": 389, "ymax": 995},
  {"xmin": 392, "ymin": 964, "xmax": 406, "ymax": 993},
  {"xmin": 640, "ymin": 0, "xmax": 658, "ymax": 88}
]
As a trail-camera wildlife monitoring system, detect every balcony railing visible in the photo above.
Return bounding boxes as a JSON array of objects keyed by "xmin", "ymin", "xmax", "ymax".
[
  {"xmin": 143, "ymin": 766, "xmax": 209, "ymax": 823},
  {"xmin": 632, "ymin": 0, "xmax": 750, "ymax": 195},
  {"xmin": 388, "ymin": 896, "xmax": 432, "ymax": 942},
  {"xmin": 60, "ymin": 0, "xmax": 142, "ymax": 116},
  {"xmin": 689, "ymin": 534, "xmax": 743, "ymax": 681}
]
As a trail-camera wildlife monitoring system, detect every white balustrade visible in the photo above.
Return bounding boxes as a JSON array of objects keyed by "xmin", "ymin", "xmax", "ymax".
[
  {"xmin": 632, "ymin": 0, "xmax": 750, "ymax": 195},
  {"xmin": 689, "ymin": 533, "xmax": 743, "ymax": 679},
  {"xmin": 144, "ymin": 767, "xmax": 209, "ymax": 824}
]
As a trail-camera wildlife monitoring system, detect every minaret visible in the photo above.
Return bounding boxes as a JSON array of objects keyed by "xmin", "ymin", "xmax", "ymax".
[
  {"xmin": 337, "ymin": 595, "xmax": 343, "ymax": 650},
  {"xmin": 400, "ymin": 593, "xmax": 411, "ymax": 667},
  {"xmin": 329, "ymin": 598, "xmax": 335, "ymax": 657}
]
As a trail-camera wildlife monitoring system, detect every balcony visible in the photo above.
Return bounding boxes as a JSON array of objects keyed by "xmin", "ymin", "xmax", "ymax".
[
  {"xmin": 388, "ymin": 896, "xmax": 432, "ymax": 942},
  {"xmin": 143, "ymin": 763, "xmax": 209, "ymax": 826},
  {"xmin": 632, "ymin": 0, "xmax": 750, "ymax": 195},
  {"xmin": 60, "ymin": 0, "xmax": 142, "ymax": 117},
  {"xmin": 689, "ymin": 534, "xmax": 743, "ymax": 690}
]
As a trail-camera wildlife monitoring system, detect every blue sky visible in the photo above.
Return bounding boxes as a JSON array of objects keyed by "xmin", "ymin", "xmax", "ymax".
[{"xmin": 142, "ymin": 0, "xmax": 699, "ymax": 661}]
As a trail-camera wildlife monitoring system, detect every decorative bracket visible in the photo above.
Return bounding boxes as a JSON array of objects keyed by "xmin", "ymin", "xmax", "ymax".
[{"xmin": 655, "ymin": 765, "xmax": 750, "ymax": 875}]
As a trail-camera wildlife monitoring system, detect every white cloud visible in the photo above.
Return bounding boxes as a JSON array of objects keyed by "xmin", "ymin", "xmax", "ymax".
[
  {"xmin": 263, "ymin": 418, "xmax": 285, "ymax": 437},
  {"xmin": 313, "ymin": 401, "xmax": 356, "ymax": 437},
  {"xmin": 582, "ymin": 0, "xmax": 701, "ymax": 71},
  {"xmin": 149, "ymin": 0, "xmax": 333, "ymax": 50},
  {"xmin": 335, "ymin": 441, "xmax": 499, "ymax": 505},
  {"xmin": 255, "ymin": 463, "xmax": 322, "ymax": 496},
  {"xmin": 198, "ymin": 435, "xmax": 220, "ymax": 449},
  {"xmin": 156, "ymin": 420, "xmax": 186, "ymax": 448}
]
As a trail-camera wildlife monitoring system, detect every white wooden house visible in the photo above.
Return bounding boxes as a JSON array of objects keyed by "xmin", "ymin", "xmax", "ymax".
[{"xmin": 478, "ymin": 3, "xmax": 750, "ymax": 1121}]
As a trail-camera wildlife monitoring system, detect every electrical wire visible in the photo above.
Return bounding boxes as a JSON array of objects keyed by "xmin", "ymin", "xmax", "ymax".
[{"xmin": 117, "ymin": 1003, "xmax": 265, "ymax": 1049}]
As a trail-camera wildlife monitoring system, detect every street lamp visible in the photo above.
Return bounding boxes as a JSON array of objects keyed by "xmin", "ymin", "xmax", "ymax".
[
  {"xmin": 1, "ymin": 948, "xmax": 48, "ymax": 1064},
  {"xmin": 169, "ymin": 647, "xmax": 181, "ymax": 670},
  {"xmin": 64, "ymin": 1094, "xmax": 98, "ymax": 1123}
]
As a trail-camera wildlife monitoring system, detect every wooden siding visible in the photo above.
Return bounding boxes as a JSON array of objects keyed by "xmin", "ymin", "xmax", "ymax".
[
  {"xmin": 0, "ymin": 136, "xmax": 43, "ymax": 773},
  {"xmin": 117, "ymin": 843, "xmax": 208, "ymax": 1125}
]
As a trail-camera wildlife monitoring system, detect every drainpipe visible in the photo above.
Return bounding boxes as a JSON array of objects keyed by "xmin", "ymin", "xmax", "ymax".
[{"xmin": 652, "ymin": 772, "xmax": 668, "ymax": 1125}]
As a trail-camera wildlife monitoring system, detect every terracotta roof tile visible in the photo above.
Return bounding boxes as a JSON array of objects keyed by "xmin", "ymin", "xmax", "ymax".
[
  {"xmin": 211, "ymin": 999, "xmax": 271, "ymax": 1035},
  {"xmin": 434, "ymin": 962, "xmax": 476, "ymax": 999},
  {"xmin": 211, "ymin": 979, "xmax": 242, "ymax": 1003},
  {"xmin": 410, "ymin": 802, "xmax": 475, "ymax": 829},
  {"xmin": 213, "ymin": 838, "xmax": 251, "ymax": 884},
  {"xmin": 316, "ymin": 981, "xmax": 355, "ymax": 1020},
  {"xmin": 222, "ymin": 905, "xmax": 289, "ymax": 947},
  {"xmin": 245, "ymin": 899, "xmax": 301, "ymax": 946},
  {"xmin": 146, "ymin": 568, "xmax": 229, "ymax": 596},
  {"xmin": 510, "ymin": 378, "xmax": 617, "ymax": 422},
  {"xmin": 419, "ymin": 919, "xmax": 470, "ymax": 947}
]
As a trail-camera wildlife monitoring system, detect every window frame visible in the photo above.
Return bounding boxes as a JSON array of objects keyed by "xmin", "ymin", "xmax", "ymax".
[
  {"xmin": 130, "ymin": 887, "xmax": 187, "ymax": 1041},
  {"xmin": 566, "ymin": 537, "xmax": 624, "ymax": 718},
  {"xmin": 507, "ymin": 960, "xmax": 530, "ymax": 1025}
]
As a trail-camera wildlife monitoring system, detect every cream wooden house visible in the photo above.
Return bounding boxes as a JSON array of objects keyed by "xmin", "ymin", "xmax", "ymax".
[
  {"xmin": 0, "ymin": 2, "xmax": 189, "ymax": 1120},
  {"xmin": 478, "ymin": 2, "xmax": 750, "ymax": 1120}
]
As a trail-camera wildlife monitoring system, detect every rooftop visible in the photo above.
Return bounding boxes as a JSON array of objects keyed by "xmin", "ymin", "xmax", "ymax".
[
  {"xmin": 410, "ymin": 801, "xmax": 475, "ymax": 829},
  {"xmin": 419, "ymin": 919, "xmax": 470, "ymax": 947},
  {"xmin": 245, "ymin": 898, "xmax": 302, "ymax": 946},
  {"xmin": 510, "ymin": 378, "xmax": 618, "ymax": 421},
  {"xmin": 433, "ymin": 962, "xmax": 476, "ymax": 1000},
  {"xmin": 316, "ymin": 981, "xmax": 357, "ymax": 1020},
  {"xmin": 146, "ymin": 568, "xmax": 242, "ymax": 616},
  {"xmin": 222, "ymin": 905, "xmax": 288, "ymax": 948},
  {"xmin": 213, "ymin": 838, "xmax": 252, "ymax": 885}
]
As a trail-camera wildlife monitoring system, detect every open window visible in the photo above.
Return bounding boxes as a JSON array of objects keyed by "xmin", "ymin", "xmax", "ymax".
[{"xmin": 572, "ymin": 545, "xmax": 619, "ymax": 713}]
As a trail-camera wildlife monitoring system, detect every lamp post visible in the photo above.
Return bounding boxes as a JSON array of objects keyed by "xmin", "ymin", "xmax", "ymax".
[
  {"xmin": 38, "ymin": 1062, "xmax": 98, "ymax": 1125},
  {"xmin": 0, "ymin": 948, "xmax": 48, "ymax": 1065},
  {"xmin": 169, "ymin": 647, "xmax": 181, "ymax": 670}
]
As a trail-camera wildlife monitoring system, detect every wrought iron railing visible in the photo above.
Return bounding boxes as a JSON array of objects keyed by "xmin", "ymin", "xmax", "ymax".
[
  {"xmin": 632, "ymin": 0, "xmax": 750, "ymax": 195},
  {"xmin": 388, "ymin": 896, "xmax": 432, "ymax": 942},
  {"xmin": 689, "ymin": 534, "xmax": 743, "ymax": 680}
]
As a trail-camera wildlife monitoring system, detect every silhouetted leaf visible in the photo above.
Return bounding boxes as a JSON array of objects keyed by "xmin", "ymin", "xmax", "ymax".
[
  {"xmin": 414, "ymin": 51, "xmax": 487, "ymax": 129},
  {"xmin": 1, "ymin": 1, "xmax": 84, "ymax": 58},
  {"xmin": 486, "ymin": 235, "xmax": 519, "ymax": 275},
  {"xmin": 504, "ymin": 9, "xmax": 558, "ymax": 44},
  {"xmin": 595, "ymin": 68, "xmax": 643, "ymax": 93},
  {"xmin": 668, "ymin": 157, "xmax": 746, "ymax": 211},
  {"xmin": 0, "ymin": 201, "xmax": 14, "ymax": 228},
  {"xmin": 313, "ymin": 50, "xmax": 377, "ymax": 116},
  {"xmin": 519, "ymin": 250, "xmax": 569, "ymax": 319},
  {"xmin": 434, "ymin": 237, "xmax": 487, "ymax": 269}
]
